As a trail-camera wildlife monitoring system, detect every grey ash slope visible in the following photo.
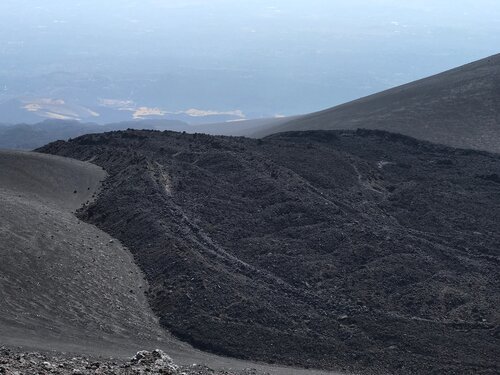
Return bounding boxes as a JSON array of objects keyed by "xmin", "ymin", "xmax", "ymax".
[
  {"xmin": 0, "ymin": 150, "xmax": 169, "ymax": 355},
  {"xmin": 40, "ymin": 129, "xmax": 500, "ymax": 374},
  {"xmin": 191, "ymin": 116, "xmax": 302, "ymax": 137},
  {"xmin": 253, "ymin": 54, "xmax": 500, "ymax": 153}
]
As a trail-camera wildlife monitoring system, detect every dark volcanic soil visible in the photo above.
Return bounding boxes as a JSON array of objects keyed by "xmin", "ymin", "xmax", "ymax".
[
  {"xmin": 0, "ymin": 151, "xmax": 170, "ymax": 354},
  {"xmin": 254, "ymin": 54, "xmax": 500, "ymax": 154},
  {"xmin": 39, "ymin": 129, "xmax": 500, "ymax": 374}
]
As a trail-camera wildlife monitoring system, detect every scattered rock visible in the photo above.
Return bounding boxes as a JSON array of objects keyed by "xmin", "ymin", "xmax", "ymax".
[{"xmin": 0, "ymin": 347, "xmax": 269, "ymax": 375}]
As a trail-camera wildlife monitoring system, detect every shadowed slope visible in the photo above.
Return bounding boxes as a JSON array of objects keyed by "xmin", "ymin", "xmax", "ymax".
[{"xmin": 253, "ymin": 54, "xmax": 500, "ymax": 153}]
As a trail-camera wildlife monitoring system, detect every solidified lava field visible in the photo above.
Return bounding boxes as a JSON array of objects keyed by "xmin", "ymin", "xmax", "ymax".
[{"xmin": 40, "ymin": 129, "xmax": 500, "ymax": 374}]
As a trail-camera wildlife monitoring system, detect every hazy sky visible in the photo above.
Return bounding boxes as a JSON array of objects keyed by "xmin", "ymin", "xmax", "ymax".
[{"xmin": 0, "ymin": 0, "xmax": 499, "ymax": 121}]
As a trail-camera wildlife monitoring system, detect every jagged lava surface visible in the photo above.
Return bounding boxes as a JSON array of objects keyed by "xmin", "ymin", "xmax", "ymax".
[{"xmin": 39, "ymin": 129, "xmax": 500, "ymax": 374}]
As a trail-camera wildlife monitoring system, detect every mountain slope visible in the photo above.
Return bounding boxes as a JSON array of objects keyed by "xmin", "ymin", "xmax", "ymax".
[
  {"xmin": 253, "ymin": 54, "xmax": 500, "ymax": 153},
  {"xmin": 40, "ymin": 129, "xmax": 500, "ymax": 374},
  {"xmin": 191, "ymin": 116, "xmax": 301, "ymax": 137},
  {"xmin": 0, "ymin": 150, "xmax": 343, "ymax": 375},
  {"xmin": 0, "ymin": 150, "xmax": 170, "ymax": 355}
]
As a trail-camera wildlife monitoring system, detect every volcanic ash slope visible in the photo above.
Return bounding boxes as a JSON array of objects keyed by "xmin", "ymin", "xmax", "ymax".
[
  {"xmin": 0, "ymin": 150, "xmax": 169, "ymax": 356},
  {"xmin": 254, "ymin": 53, "xmax": 500, "ymax": 154}
]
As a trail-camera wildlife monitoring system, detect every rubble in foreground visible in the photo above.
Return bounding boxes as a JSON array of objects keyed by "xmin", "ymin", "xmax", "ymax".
[{"xmin": 0, "ymin": 347, "xmax": 268, "ymax": 375}]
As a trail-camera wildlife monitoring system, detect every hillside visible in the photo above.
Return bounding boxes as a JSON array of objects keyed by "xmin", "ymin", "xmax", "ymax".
[
  {"xmin": 0, "ymin": 150, "xmax": 171, "ymax": 355},
  {"xmin": 0, "ymin": 149, "xmax": 342, "ymax": 375},
  {"xmin": 252, "ymin": 54, "xmax": 500, "ymax": 153},
  {"xmin": 192, "ymin": 116, "xmax": 301, "ymax": 137},
  {"xmin": 40, "ymin": 129, "xmax": 500, "ymax": 374}
]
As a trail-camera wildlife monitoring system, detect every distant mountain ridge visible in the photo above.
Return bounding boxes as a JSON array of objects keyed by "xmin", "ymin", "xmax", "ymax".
[
  {"xmin": 253, "ymin": 54, "xmax": 500, "ymax": 153},
  {"xmin": 0, "ymin": 119, "xmax": 188, "ymax": 150},
  {"xmin": 0, "ymin": 117, "xmax": 293, "ymax": 150}
]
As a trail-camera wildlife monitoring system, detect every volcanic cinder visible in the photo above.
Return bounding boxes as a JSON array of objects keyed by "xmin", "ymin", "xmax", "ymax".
[{"xmin": 40, "ymin": 129, "xmax": 500, "ymax": 375}]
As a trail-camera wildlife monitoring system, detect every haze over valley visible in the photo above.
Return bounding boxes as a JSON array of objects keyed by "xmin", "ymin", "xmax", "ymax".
[{"xmin": 1, "ymin": 0, "xmax": 500, "ymax": 124}]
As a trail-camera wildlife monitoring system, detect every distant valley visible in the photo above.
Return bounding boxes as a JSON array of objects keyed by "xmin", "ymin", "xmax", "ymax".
[{"xmin": 3, "ymin": 54, "xmax": 500, "ymax": 154}]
